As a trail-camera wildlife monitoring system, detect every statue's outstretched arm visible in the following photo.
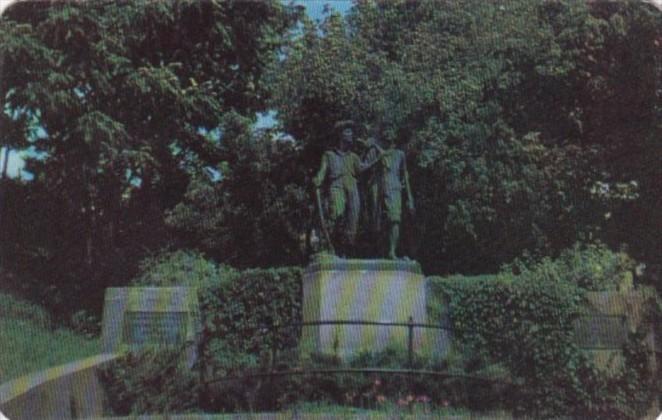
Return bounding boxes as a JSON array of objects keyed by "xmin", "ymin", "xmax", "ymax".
[{"xmin": 358, "ymin": 144, "xmax": 384, "ymax": 173}]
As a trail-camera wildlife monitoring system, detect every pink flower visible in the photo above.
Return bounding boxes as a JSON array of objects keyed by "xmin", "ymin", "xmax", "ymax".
[
  {"xmin": 442, "ymin": 399, "xmax": 450, "ymax": 407},
  {"xmin": 416, "ymin": 395, "xmax": 431, "ymax": 403},
  {"xmin": 376, "ymin": 394, "xmax": 386, "ymax": 404},
  {"xmin": 406, "ymin": 394, "xmax": 414, "ymax": 402}
]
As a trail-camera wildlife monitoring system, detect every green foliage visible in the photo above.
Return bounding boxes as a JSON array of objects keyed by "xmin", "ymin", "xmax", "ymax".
[
  {"xmin": 568, "ymin": 330, "xmax": 657, "ymax": 419},
  {"xmin": 2, "ymin": 0, "xmax": 661, "ymax": 327},
  {"xmin": 128, "ymin": 252, "xmax": 303, "ymax": 368},
  {"xmin": 103, "ymin": 247, "xmax": 655, "ymax": 416},
  {"xmin": 0, "ymin": 291, "xmax": 99, "ymax": 382},
  {"xmin": 428, "ymin": 245, "xmax": 657, "ymax": 418},
  {"xmin": 69, "ymin": 309, "xmax": 101, "ymax": 338},
  {"xmin": 271, "ymin": 0, "xmax": 662, "ymax": 276},
  {"xmin": 0, "ymin": 289, "xmax": 51, "ymax": 328},
  {"xmin": 198, "ymin": 266, "xmax": 303, "ymax": 378},
  {"xmin": 430, "ymin": 273, "xmax": 582, "ymax": 416},
  {"xmin": 203, "ymin": 346, "xmax": 509, "ymax": 413},
  {"xmin": 189, "ymin": 266, "xmax": 302, "ymax": 411},
  {"xmin": 131, "ymin": 249, "xmax": 236, "ymax": 288},
  {"xmin": 166, "ymin": 123, "xmax": 310, "ymax": 268},
  {"xmin": 98, "ymin": 347, "xmax": 199, "ymax": 416},
  {"xmin": 505, "ymin": 242, "xmax": 636, "ymax": 291},
  {"xmin": 128, "ymin": 253, "xmax": 305, "ymax": 409},
  {"xmin": 0, "ymin": 0, "xmax": 297, "ymax": 317}
]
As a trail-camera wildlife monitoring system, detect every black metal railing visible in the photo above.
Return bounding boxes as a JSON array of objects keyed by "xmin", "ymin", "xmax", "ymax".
[
  {"xmin": 203, "ymin": 318, "xmax": 515, "ymax": 387},
  {"xmin": 280, "ymin": 317, "xmax": 449, "ymax": 367}
]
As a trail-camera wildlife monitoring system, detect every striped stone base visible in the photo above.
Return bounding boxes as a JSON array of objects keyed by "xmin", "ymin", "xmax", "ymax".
[{"xmin": 301, "ymin": 254, "xmax": 430, "ymax": 358}]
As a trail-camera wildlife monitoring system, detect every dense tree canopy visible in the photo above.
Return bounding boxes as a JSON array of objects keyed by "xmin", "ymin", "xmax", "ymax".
[
  {"xmin": 271, "ymin": 0, "xmax": 662, "ymax": 275},
  {"xmin": 0, "ymin": 0, "xmax": 297, "ymax": 316},
  {"xmin": 0, "ymin": 0, "xmax": 660, "ymax": 321}
]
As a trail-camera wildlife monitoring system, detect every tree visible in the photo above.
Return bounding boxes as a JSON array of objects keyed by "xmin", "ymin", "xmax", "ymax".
[
  {"xmin": 0, "ymin": 0, "xmax": 296, "ymax": 317},
  {"xmin": 166, "ymin": 113, "xmax": 310, "ymax": 268},
  {"xmin": 271, "ymin": 0, "xmax": 661, "ymax": 275}
]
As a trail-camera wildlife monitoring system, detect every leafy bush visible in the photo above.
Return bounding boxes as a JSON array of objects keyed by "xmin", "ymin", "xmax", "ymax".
[
  {"xmin": 132, "ymin": 250, "xmax": 238, "ymax": 288},
  {"xmin": 201, "ymin": 346, "xmax": 510, "ymax": 413},
  {"xmin": 0, "ymin": 292, "xmax": 100, "ymax": 382},
  {"xmin": 429, "ymin": 273, "xmax": 582, "ymax": 416},
  {"xmin": 428, "ymin": 244, "xmax": 657, "ymax": 418},
  {"xmin": 129, "ymin": 253, "xmax": 303, "ymax": 373},
  {"xmin": 566, "ymin": 329, "xmax": 657, "ymax": 419},
  {"xmin": 125, "ymin": 253, "xmax": 305, "ymax": 412},
  {"xmin": 98, "ymin": 347, "xmax": 199, "ymax": 415},
  {"xmin": 506, "ymin": 242, "xmax": 636, "ymax": 291},
  {"xmin": 0, "ymin": 291, "xmax": 52, "ymax": 328},
  {"xmin": 70, "ymin": 309, "xmax": 101, "ymax": 338},
  {"xmin": 111, "ymin": 246, "xmax": 656, "ymax": 416},
  {"xmin": 198, "ymin": 267, "xmax": 303, "ymax": 370}
]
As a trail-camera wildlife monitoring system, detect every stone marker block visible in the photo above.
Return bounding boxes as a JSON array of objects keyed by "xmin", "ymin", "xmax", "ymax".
[
  {"xmin": 301, "ymin": 255, "xmax": 435, "ymax": 358},
  {"xmin": 574, "ymin": 290, "xmax": 658, "ymax": 374},
  {"xmin": 101, "ymin": 287, "xmax": 200, "ymax": 364}
]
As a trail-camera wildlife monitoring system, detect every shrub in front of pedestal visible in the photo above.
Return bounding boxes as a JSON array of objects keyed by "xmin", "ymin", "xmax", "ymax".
[
  {"xmin": 200, "ymin": 345, "xmax": 486, "ymax": 412},
  {"xmin": 98, "ymin": 346, "xmax": 199, "ymax": 415},
  {"xmin": 196, "ymin": 338, "xmax": 264, "ymax": 412},
  {"xmin": 428, "ymin": 244, "xmax": 657, "ymax": 418},
  {"xmin": 132, "ymin": 252, "xmax": 304, "ymax": 358},
  {"xmin": 197, "ymin": 266, "xmax": 303, "ymax": 410},
  {"xmin": 431, "ymin": 273, "xmax": 584, "ymax": 416},
  {"xmin": 198, "ymin": 266, "xmax": 302, "ymax": 354},
  {"xmin": 131, "ymin": 252, "xmax": 303, "ymax": 359},
  {"xmin": 129, "ymin": 256, "xmax": 304, "ymax": 412},
  {"xmin": 250, "ymin": 347, "xmax": 489, "ymax": 412}
]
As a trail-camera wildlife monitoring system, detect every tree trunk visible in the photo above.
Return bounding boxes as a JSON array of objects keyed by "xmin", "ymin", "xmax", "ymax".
[
  {"xmin": 1, "ymin": 147, "xmax": 9, "ymax": 180},
  {"xmin": 0, "ymin": 147, "xmax": 9, "ymax": 265}
]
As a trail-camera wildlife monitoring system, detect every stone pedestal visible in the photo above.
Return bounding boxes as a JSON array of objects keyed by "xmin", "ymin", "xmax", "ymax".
[
  {"xmin": 301, "ymin": 255, "xmax": 432, "ymax": 358},
  {"xmin": 101, "ymin": 287, "xmax": 200, "ymax": 365}
]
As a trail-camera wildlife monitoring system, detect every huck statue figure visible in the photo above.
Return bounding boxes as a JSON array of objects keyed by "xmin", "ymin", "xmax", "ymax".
[
  {"xmin": 363, "ymin": 132, "xmax": 415, "ymax": 259},
  {"xmin": 313, "ymin": 120, "xmax": 382, "ymax": 257}
]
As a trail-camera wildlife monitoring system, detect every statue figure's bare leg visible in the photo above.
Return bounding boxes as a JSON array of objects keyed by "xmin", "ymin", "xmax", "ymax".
[
  {"xmin": 388, "ymin": 222, "xmax": 400, "ymax": 259},
  {"xmin": 345, "ymin": 185, "xmax": 361, "ymax": 256},
  {"xmin": 328, "ymin": 187, "xmax": 346, "ymax": 255}
]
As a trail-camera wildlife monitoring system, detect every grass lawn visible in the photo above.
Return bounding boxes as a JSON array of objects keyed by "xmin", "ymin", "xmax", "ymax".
[
  {"xmin": 102, "ymin": 403, "xmax": 511, "ymax": 419},
  {"xmin": 271, "ymin": 402, "xmax": 511, "ymax": 419},
  {"xmin": 0, "ymin": 291, "xmax": 100, "ymax": 383}
]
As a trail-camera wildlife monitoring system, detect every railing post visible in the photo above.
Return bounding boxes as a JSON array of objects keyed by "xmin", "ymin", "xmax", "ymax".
[
  {"xmin": 271, "ymin": 323, "xmax": 278, "ymax": 371},
  {"xmin": 407, "ymin": 316, "xmax": 414, "ymax": 368}
]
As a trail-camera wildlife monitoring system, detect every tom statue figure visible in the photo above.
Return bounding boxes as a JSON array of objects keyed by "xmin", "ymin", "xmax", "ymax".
[
  {"xmin": 313, "ymin": 120, "xmax": 383, "ymax": 257},
  {"xmin": 313, "ymin": 120, "xmax": 415, "ymax": 259}
]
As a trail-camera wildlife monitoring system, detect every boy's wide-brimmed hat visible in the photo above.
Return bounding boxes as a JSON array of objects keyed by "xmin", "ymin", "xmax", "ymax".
[{"xmin": 333, "ymin": 119, "xmax": 355, "ymax": 132}]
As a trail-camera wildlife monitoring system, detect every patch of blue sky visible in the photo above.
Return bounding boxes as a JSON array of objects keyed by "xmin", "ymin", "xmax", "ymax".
[
  {"xmin": 255, "ymin": 110, "xmax": 278, "ymax": 130},
  {"xmin": 258, "ymin": 1, "xmax": 353, "ymax": 132},
  {"xmin": 284, "ymin": 0, "xmax": 352, "ymax": 39},
  {"xmin": 3, "ymin": 1, "xmax": 354, "ymax": 179},
  {"xmin": 0, "ymin": 148, "xmax": 24, "ymax": 178},
  {"xmin": 291, "ymin": 0, "xmax": 353, "ymax": 21}
]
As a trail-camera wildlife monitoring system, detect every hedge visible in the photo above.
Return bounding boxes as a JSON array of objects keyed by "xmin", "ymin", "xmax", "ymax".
[
  {"xmin": 103, "ymin": 245, "xmax": 657, "ymax": 417},
  {"xmin": 427, "ymin": 243, "xmax": 657, "ymax": 418}
]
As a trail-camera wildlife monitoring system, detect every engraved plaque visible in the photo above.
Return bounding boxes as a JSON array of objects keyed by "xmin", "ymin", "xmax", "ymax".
[
  {"xmin": 574, "ymin": 315, "xmax": 628, "ymax": 349},
  {"xmin": 122, "ymin": 311, "xmax": 188, "ymax": 346}
]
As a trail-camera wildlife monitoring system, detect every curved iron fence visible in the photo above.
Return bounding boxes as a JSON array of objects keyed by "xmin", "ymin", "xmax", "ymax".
[{"xmin": 203, "ymin": 319, "xmax": 516, "ymax": 388}]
